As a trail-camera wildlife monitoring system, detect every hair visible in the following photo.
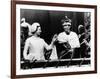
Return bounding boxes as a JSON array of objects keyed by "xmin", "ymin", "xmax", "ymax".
[
  {"xmin": 31, "ymin": 26, "xmax": 40, "ymax": 34},
  {"xmin": 78, "ymin": 25, "xmax": 85, "ymax": 34},
  {"xmin": 61, "ymin": 16, "xmax": 72, "ymax": 24}
]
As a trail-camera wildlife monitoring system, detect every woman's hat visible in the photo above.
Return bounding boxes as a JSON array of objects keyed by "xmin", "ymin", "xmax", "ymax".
[{"xmin": 31, "ymin": 22, "xmax": 40, "ymax": 33}]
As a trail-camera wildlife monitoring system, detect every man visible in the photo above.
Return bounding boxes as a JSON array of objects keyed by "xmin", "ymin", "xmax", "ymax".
[
  {"xmin": 23, "ymin": 22, "xmax": 57, "ymax": 61},
  {"xmin": 56, "ymin": 16, "xmax": 80, "ymax": 59},
  {"xmin": 78, "ymin": 25, "xmax": 91, "ymax": 58}
]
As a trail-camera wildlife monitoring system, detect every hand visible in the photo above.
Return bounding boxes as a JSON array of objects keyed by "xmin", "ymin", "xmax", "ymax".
[
  {"xmin": 63, "ymin": 41, "xmax": 71, "ymax": 49},
  {"xmin": 68, "ymin": 49, "xmax": 74, "ymax": 53},
  {"xmin": 52, "ymin": 34, "xmax": 58, "ymax": 43}
]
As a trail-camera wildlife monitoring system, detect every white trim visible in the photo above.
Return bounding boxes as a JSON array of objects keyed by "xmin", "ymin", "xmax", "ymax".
[{"xmin": 16, "ymin": 4, "xmax": 95, "ymax": 75}]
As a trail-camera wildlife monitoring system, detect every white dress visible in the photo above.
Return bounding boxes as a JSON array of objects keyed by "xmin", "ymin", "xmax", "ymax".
[{"xmin": 23, "ymin": 36, "xmax": 58, "ymax": 61}]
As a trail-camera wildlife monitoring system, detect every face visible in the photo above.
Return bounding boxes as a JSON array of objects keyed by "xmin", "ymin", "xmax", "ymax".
[
  {"xmin": 62, "ymin": 22, "xmax": 71, "ymax": 32},
  {"xmin": 35, "ymin": 27, "xmax": 42, "ymax": 36}
]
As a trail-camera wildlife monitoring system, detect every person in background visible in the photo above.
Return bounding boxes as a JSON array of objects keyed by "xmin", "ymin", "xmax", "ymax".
[
  {"xmin": 21, "ymin": 18, "xmax": 32, "ymax": 36},
  {"xmin": 78, "ymin": 25, "xmax": 91, "ymax": 58},
  {"xmin": 21, "ymin": 18, "xmax": 33, "ymax": 61}
]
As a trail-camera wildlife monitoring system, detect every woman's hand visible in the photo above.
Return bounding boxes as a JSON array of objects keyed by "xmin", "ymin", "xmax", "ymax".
[{"xmin": 52, "ymin": 34, "xmax": 58, "ymax": 43}]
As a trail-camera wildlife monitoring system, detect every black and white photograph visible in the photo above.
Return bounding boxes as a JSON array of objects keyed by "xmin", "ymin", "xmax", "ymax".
[
  {"xmin": 20, "ymin": 9, "xmax": 91, "ymax": 69},
  {"xmin": 12, "ymin": 1, "xmax": 97, "ymax": 78}
]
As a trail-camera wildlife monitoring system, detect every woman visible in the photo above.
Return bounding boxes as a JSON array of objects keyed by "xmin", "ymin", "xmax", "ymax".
[{"xmin": 23, "ymin": 22, "xmax": 57, "ymax": 61}]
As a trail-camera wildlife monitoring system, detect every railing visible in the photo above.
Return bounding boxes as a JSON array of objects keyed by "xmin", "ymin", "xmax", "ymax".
[{"xmin": 21, "ymin": 58, "xmax": 91, "ymax": 69}]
